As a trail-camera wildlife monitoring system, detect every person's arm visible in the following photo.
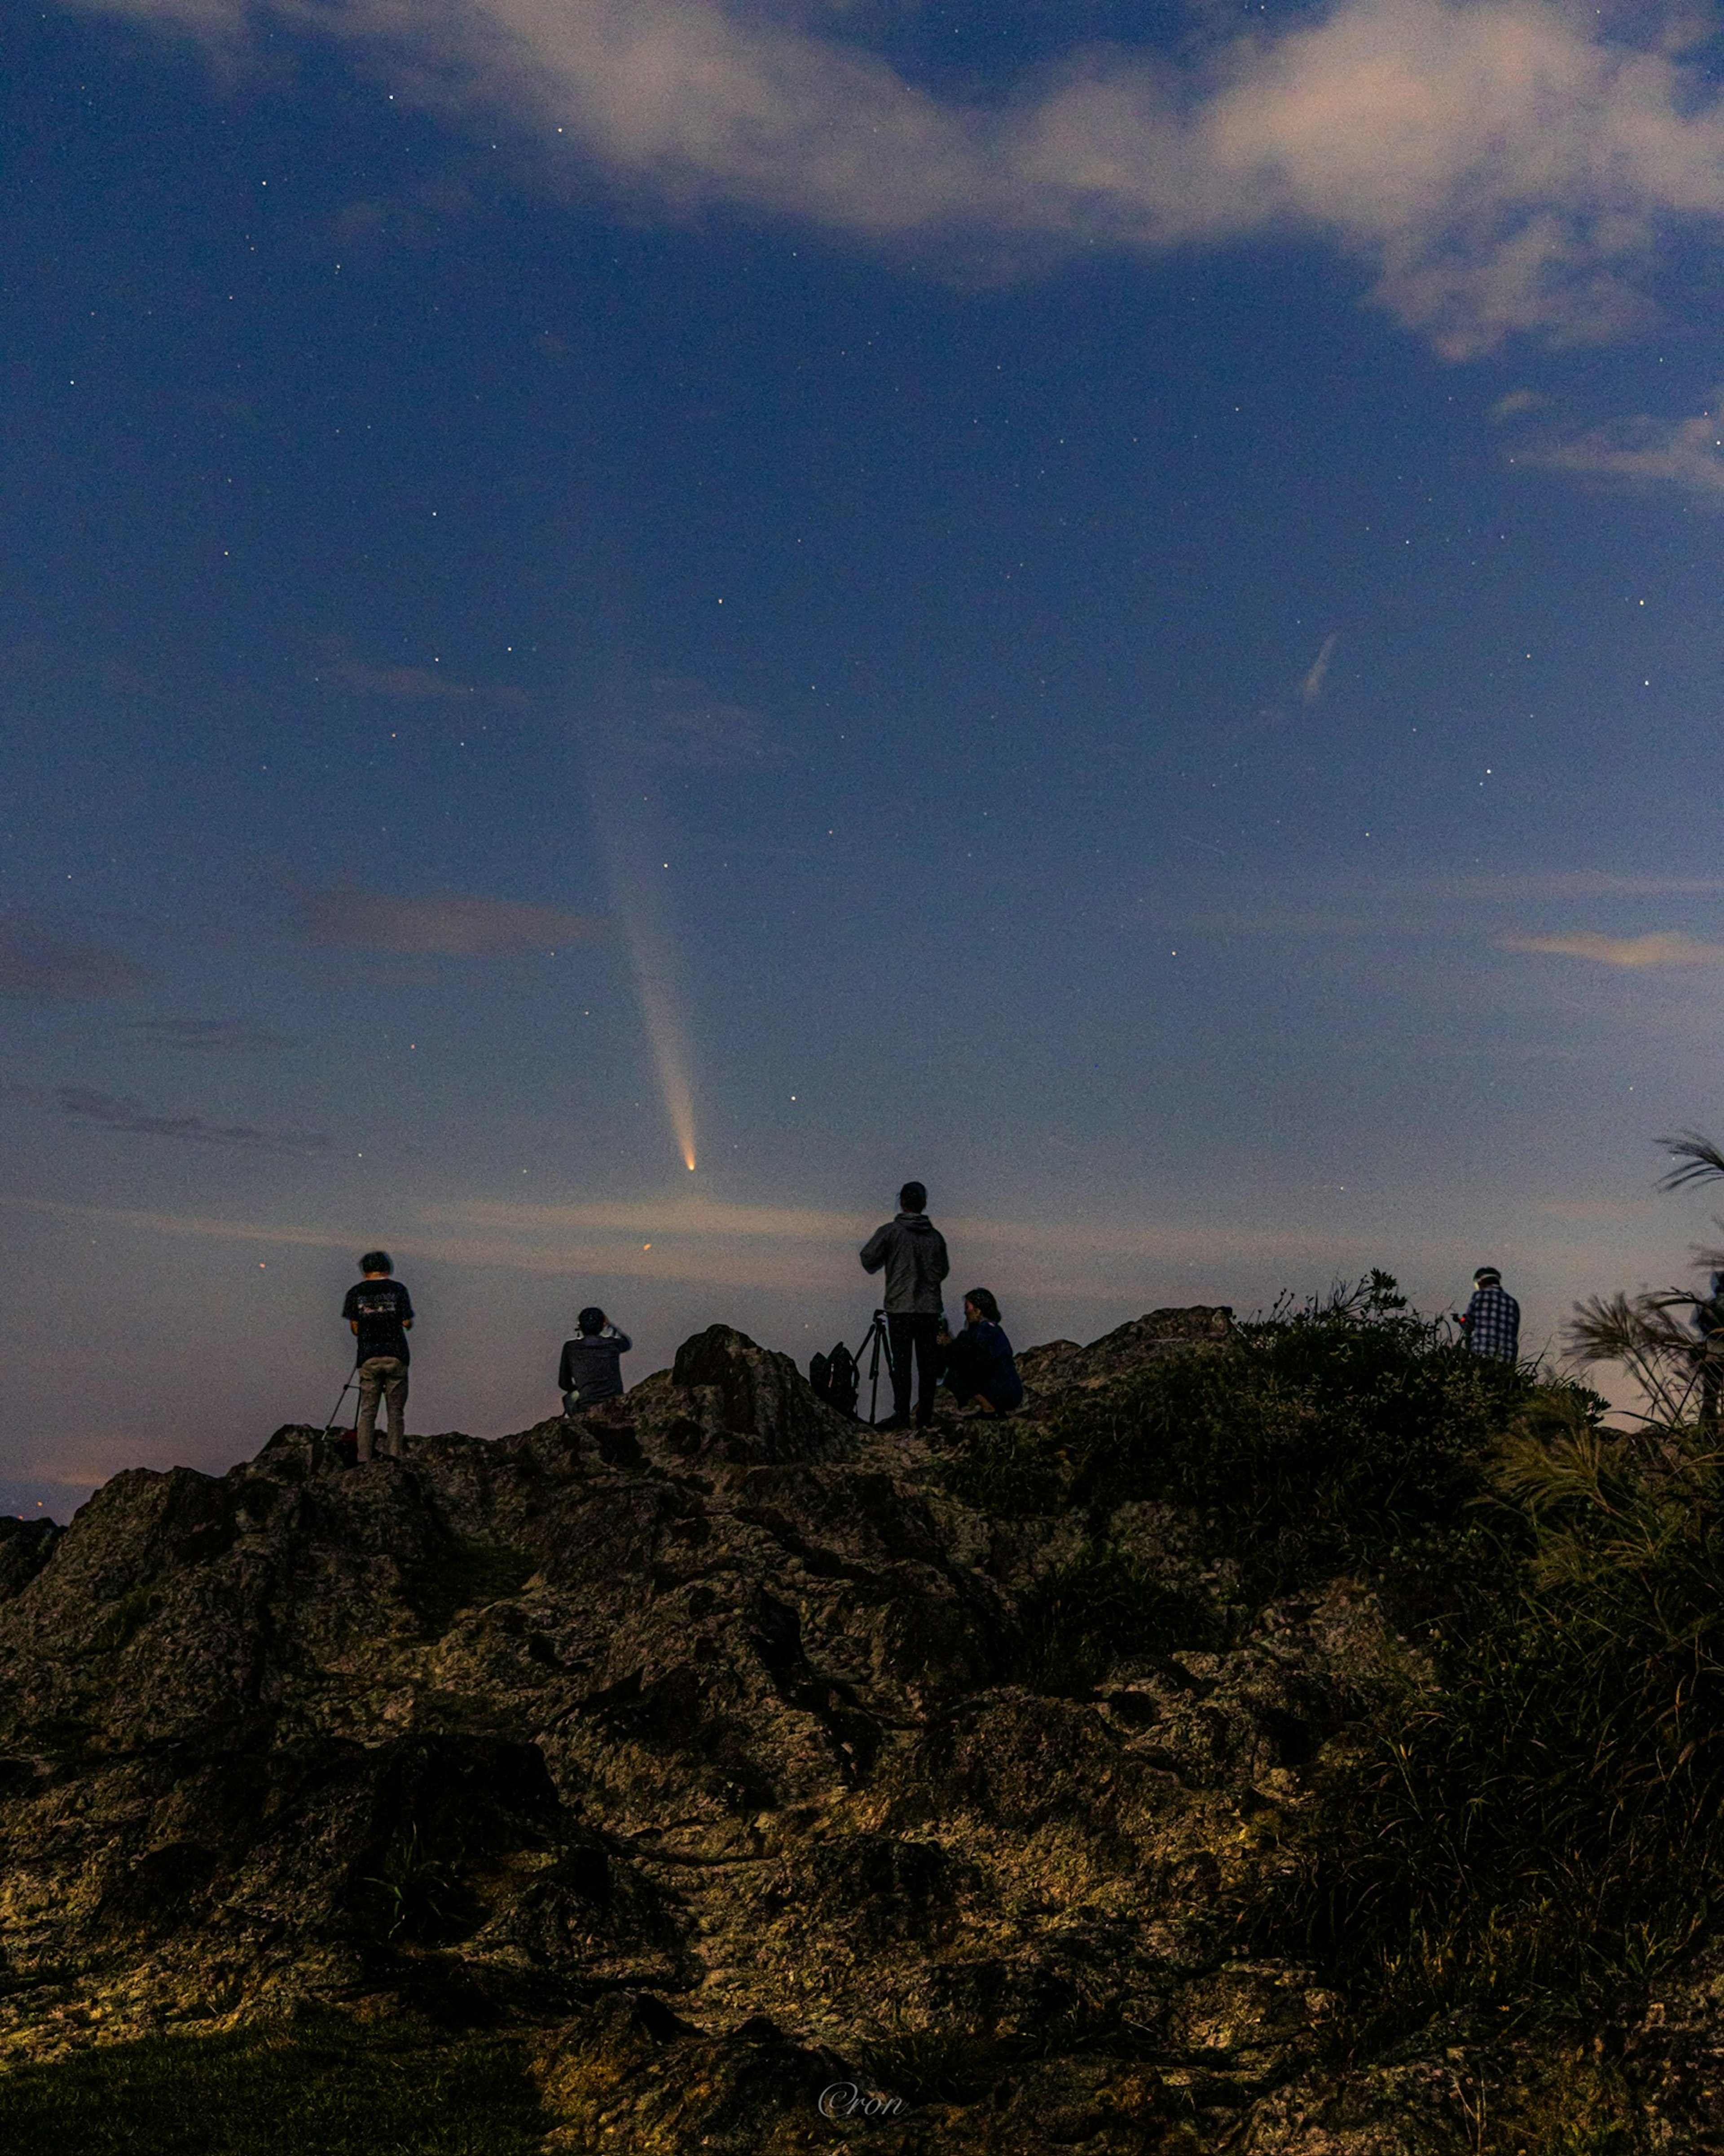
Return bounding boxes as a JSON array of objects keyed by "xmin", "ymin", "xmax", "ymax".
[
  {"xmin": 558, "ymin": 1340, "xmax": 575, "ymax": 1393},
  {"xmin": 611, "ymin": 1330, "xmax": 633, "ymax": 1354},
  {"xmin": 859, "ymin": 1225, "xmax": 889, "ymax": 1274},
  {"xmin": 929, "ymin": 1232, "xmax": 950, "ymax": 1284}
]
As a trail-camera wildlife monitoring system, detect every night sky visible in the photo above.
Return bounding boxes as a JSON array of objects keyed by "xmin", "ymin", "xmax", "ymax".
[{"xmin": 7, "ymin": 0, "xmax": 1724, "ymax": 1513}]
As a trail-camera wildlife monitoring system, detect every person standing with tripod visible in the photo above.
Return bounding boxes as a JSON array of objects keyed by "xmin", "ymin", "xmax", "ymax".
[
  {"xmin": 859, "ymin": 1181, "xmax": 949, "ymax": 1432},
  {"xmin": 342, "ymin": 1250, "xmax": 414, "ymax": 1463}
]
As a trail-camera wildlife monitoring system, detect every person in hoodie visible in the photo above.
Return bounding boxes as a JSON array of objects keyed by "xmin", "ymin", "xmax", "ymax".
[
  {"xmin": 559, "ymin": 1306, "xmax": 633, "ymax": 1414},
  {"xmin": 859, "ymin": 1181, "xmax": 950, "ymax": 1431}
]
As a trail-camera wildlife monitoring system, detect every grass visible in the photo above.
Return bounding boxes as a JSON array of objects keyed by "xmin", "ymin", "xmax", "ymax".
[
  {"xmin": 942, "ymin": 1275, "xmax": 1531, "ymax": 1603},
  {"xmin": 1260, "ymin": 1384, "xmax": 1724, "ymax": 2028},
  {"xmin": 0, "ymin": 2015, "xmax": 548, "ymax": 2156},
  {"xmin": 1012, "ymin": 1547, "xmax": 1216, "ymax": 1694}
]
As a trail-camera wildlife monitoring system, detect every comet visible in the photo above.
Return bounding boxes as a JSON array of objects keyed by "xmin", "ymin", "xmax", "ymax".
[{"xmin": 590, "ymin": 779, "xmax": 699, "ymax": 1173}]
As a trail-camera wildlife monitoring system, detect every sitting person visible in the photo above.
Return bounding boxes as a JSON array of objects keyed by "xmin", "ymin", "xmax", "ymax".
[
  {"xmin": 558, "ymin": 1305, "xmax": 632, "ymax": 1413},
  {"xmin": 940, "ymin": 1288, "xmax": 1023, "ymax": 1418}
]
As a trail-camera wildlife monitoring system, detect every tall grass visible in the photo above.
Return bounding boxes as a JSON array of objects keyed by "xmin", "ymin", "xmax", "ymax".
[{"xmin": 1271, "ymin": 1387, "xmax": 1724, "ymax": 2024}]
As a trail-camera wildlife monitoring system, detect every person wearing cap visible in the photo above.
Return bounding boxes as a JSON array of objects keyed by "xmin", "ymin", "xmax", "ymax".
[
  {"xmin": 939, "ymin": 1288, "xmax": 1024, "ymax": 1420},
  {"xmin": 559, "ymin": 1306, "xmax": 633, "ymax": 1414},
  {"xmin": 1459, "ymin": 1267, "xmax": 1520, "ymax": 1363},
  {"xmin": 1691, "ymin": 1270, "xmax": 1724, "ymax": 1430},
  {"xmin": 342, "ymin": 1251, "xmax": 414, "ymax": 1461}
]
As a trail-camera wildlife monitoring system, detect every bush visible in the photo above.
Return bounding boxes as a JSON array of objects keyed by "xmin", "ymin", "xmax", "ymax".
[
  {"xmin": 1013, "ymin": 1548, "xmax": 1216, "ymax": 1695},
  {"xmin": 949, "ymin": 1275, "xmax": 1531, "ymax": 1601},
  {"xmin": 1268, "ymin": 1388, "xmax": 1724, "ymax": 2024}
]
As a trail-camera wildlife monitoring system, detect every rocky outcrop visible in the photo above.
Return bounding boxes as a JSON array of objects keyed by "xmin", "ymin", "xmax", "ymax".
[{"xmin": 0, "ymin": 1310, "xmax": 1700, "ymax": 2150}]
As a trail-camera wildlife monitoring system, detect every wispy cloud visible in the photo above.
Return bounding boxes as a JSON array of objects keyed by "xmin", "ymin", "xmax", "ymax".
[
  {"xmin": 291, "ymin": 880, "xmax": 596, "ymax": 958},
  {"xmin": 319, "ymin": 659, "xmax": 530, "ymax": 705},
  {"xmin": 1511, "ymin": 390, "xmax": 1724, "ymax": 502},
  {"xmin": 1500, "ymin": 930, "xmax": 1724, "ymax": 967},
  {"xmin": 0, "ymin": 919, "xmax": 150, "ymax": 1003},
  {"xmin": 610, "ymin": 678, "xmax": 782, "ymax": 767},
  {"xmin": 1301, "ymin": 633, "xmax": 1338, "ymax": 705},
  {"xmin": 0, "ymin": 1189, "xmax": 1374, "ymax": 1298},
  {"xmin": 126, "ymin": 1018, "xmax": 292, "ymax": 1052},
  {"xmin": 70, "ymin": 0, "xmax": 1724, "ymax": 357},
  {"xmin": 55, "ymin": 1088, "xmax": 331, "ymax": 1152}
]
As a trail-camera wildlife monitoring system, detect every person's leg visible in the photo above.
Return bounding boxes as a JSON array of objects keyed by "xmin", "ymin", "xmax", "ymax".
[
  {"xmin": 912, "ymin": 1315, "xmax": 942, "ymax": 1427},
  {"xmin": 355, "ymin": 1360, "xmax": 383, "ymax": 1463},
  {"xmin": 885, "ymin": 1315, "xmax": 914, "ymax": 1423},
  {"xmin": 942, "ymin": 1332, "xmax": 979, "ymax": 1406},
  {"xmin": 382, "ymin": 1361, "xmax": 408, "ymax": 1458}
]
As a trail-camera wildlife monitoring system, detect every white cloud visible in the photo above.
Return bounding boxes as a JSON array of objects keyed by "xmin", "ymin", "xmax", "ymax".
[
  {"xmin": 68, "ymin": 0, "xmax": 1724, "ymax": 354},
  {"xmin": 1500, "ymin": 930, "xmax": 1724, "ymax": 966},
  {"xmin": 1512, "ymin": 390, "xmax": 1724, "ymax": 500}
]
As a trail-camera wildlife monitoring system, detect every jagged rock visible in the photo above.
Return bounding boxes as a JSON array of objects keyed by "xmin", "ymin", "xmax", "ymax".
[{"xmin": 0, "ymin": 1307, "xmax": 1618, "ymax": 2149}]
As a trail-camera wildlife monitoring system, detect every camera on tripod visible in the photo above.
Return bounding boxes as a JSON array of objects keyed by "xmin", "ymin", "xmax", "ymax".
[{"xmin": 809, "ymin": 1308, "xmax": 895, "ymax": 1424}]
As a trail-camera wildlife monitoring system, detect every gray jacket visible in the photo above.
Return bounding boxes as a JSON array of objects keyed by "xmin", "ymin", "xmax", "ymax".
[{"xmin": 859, "ymin": 1213, "xmax": 949, "ymax": 1315}]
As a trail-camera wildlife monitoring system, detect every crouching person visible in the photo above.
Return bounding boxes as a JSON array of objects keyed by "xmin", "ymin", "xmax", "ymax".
[
  {"xmin": 559, "ymin": 1306, "xmax": 632, "ymax": 1415},
  {"xmin": 941, "ymin": 1288, "xmax": 1023, "ymax": 1419},
  {"xmin": 343, "ymin": 1250, "xmax": 414, "ymax": 1462}
]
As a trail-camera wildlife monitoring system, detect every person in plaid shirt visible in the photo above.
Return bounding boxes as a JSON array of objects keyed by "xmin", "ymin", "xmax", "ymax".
[{"xmin": 1460, "ymin": 1267, "xmax": 1520, "ymax": 1362}]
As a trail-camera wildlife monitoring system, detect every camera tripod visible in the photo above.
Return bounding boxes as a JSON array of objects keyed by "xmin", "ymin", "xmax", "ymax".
[{"xmin": 856, "ymin": 1308, "xmax": 897, "ymax": 1426}]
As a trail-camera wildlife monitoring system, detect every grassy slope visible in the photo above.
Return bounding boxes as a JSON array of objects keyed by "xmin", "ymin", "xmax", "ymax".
[{"xmin": 1, "ymin": 2017, "xmax": 547, "ymax": 2156}]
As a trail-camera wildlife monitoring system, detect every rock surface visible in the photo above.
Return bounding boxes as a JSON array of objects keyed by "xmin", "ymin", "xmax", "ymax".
[{"xmin": 0, "ymin": 1313, "xmax": 1709, "ymax": 2149}]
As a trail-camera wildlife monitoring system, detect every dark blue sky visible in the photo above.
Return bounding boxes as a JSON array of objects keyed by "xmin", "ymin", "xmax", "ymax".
[{"xmin": 6, "ymin": 0, "xmax": 1724, "ymax": 1509}]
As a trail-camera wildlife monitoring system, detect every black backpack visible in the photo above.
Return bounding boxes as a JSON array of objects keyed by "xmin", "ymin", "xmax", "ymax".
[{"xmin": 809, "ymin": 1341, "xmax": 860, "ymax": 1417}]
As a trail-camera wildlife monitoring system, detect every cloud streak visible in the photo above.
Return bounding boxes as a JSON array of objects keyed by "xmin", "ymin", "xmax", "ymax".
[
  {"xmin": 0, "ymin": 919, "xmax": 150, "ymax": 1003},
  {"xmin": 69, "ymin": 0, "xmax": 1724, "ymax": 355},
  {"xmin": 320, "ymin": 659, "xmax": 531, "ymax": 705},
  {"xmin": 1301, "ymin": 633, "xmax": 1338, "ymax": 704},
  {"xmin": 292, "ymin": 881, "xmax": 597, "ymax": 957},
  {"xmin": 55, "ymin": 1088, "xmax": 332, "ymax": 1152},
  {"xmin": 1500, "ymin": 930, "xmax": 1724, "ymax": 966},
  {"xmin": 0, "ymin": 1188, "xmax": 1396, "ymax": 1299},
  {"xmin": 1512, "ymin": 390, "xmax": 1724, "ymax": 501},
  {"xmin": 126, "ymin": 1018, "xmax": 292, "ymax": 1051}
]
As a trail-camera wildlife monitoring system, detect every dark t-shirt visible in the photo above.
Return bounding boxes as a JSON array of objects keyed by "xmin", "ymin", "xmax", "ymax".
[{"xmin": 342, "ymin": 1278, "xmax": 414, "ymax": 1366}]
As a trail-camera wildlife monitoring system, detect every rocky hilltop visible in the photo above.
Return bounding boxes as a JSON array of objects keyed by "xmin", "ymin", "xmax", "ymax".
[{"xmin": 0, "ymin": 1310, "xmax": 1715, "ymax": 2152}]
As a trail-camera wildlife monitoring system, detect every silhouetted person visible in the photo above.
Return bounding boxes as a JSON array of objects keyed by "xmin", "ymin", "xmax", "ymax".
[
  {"xmin": 1459, "ymin": 1266, "xmax": 1519, "ymax": 1363},
  {"xmin": 559, "ymin": 1305, "xmax": 632, "ymax": 1414},
  {"xmin": 940, "ymin": 1288, "xmax": 1024, "ymax": 1419},
  {"xmin": 860, "ymin": 1181, "xmax": 949, "ymax": 1431},
  {"xmin": 1693, "ymin": 1270, "xmax": 1724, "ymax": 1431},
  {"xmin": 343, "ymin": 1250, "xmax": 413, "ymax": 1462}
]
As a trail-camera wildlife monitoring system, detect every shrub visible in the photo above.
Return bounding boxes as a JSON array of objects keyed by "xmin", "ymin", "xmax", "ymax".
[
  {"xmin": 1013, "ymin": 1547, "xmax": 1216, "ymax": 1695},
  {"xmin": 1268, "ymin": 1388, "xmax": 1724, "ymax": 2024}
]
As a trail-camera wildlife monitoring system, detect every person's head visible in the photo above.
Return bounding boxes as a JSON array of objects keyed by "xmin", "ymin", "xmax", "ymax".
[
  {"xmin": 963, "ymin": 1287, "xmax": 1000, "ymax": 1325},
  {"xmin": 899, "ymin": 1181, "xmax": 927, "ymax": 1214},
  {"xmin": 359, "ymin": 1250, "xmax": 393, "ymax": 1278},
  {"xmin": 577, "ymin": 1305, "xmax": 606, "ymax": 1336},
  {"xmin": 1473, "ymin": 1266, "xmax": 1501, "ymax": 1289}
]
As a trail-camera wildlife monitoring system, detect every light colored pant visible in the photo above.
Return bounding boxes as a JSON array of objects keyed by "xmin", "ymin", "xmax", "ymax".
[{"xmin": 356, "ymin": 1357, "xmax": 408, "ymax": 1460}]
